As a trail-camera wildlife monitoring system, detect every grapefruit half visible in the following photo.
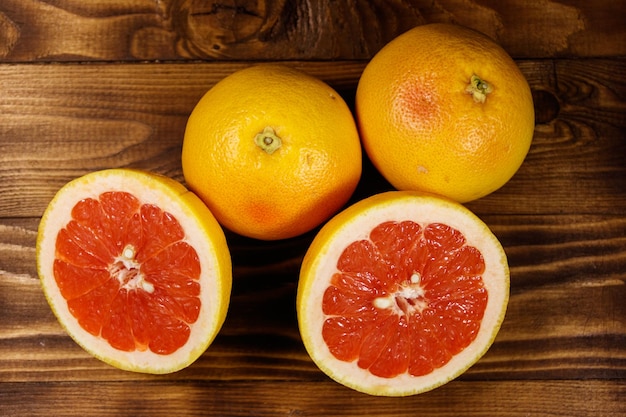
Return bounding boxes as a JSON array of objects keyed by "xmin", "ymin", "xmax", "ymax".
[
  {"xmin": 297, "ymin": 191, "xmax": 509, "ymax": 396},
  {"xmin": 37, "ymin": 169, "xmax": 232, "ymax": 374}
]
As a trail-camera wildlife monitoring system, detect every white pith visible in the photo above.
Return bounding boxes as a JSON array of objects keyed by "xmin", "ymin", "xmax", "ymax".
[
  {"xmin": 37, "ymin": 170, "xmax": 230, "ymax": 374},
  {"xmin": 109, "ymin": 244, "xmax": 155, "ymax": 293},
  {"xmin": 373, "ymin": 273, "xmax": 427, "ymax": 316},
  {"xmin": 298, "ymin": 193, "xmax": 509, "ymax": 396}
]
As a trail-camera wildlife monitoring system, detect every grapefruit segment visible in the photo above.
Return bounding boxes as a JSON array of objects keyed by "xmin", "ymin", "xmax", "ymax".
[
  {"xmin": 37, "ymin": 169, "xmax": 232, "ymax": 374},
  {"xmin": 297, "ymin": 191, "xmax": 509, "ymax": 396}
]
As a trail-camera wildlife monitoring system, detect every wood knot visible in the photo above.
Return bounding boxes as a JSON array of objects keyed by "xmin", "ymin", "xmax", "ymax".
[{"xmin": 532, "ymin": 89, "xmax": 560, "ymax": 125}]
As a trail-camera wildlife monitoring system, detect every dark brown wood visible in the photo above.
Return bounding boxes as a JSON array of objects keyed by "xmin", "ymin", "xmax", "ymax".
[
  {"xmin": 0, "ymin": 0, "xmax": 624, "ymax": 62},
  {"xmin": 1, "ymin": 59, "xmax": 624, "ymax": 218},
  {"xmin": 0, "ymin": 381, "xmax": 624, "ymax": 416},
  {"xmin": 1, "ymin": 0, "xmax": 625, "ymax": 415},
  {"xmin": 2, "ymin": 214, "xmax": 624, "ymax": 384}
]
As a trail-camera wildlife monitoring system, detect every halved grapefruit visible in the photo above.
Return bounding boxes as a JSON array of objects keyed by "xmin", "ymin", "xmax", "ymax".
[
  {"xmin": 37, "ymin": 169, "xmax": 232, "ymax": 374},
  {"xmin": 297, "ymin": 191, "xmax": 509, "ymax": 396}
]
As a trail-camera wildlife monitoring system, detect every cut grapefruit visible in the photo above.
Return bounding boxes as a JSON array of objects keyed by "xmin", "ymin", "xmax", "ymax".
[
  {"xmin": 36, "ymin": 169, "xmax": 232, "ymax": 374},
  {"xmin": 297, "ymin": 191, "xmax": 509, "ymax": 396}
]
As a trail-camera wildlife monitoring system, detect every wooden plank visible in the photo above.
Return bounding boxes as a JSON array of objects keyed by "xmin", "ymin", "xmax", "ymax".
[
  {"xmin": 0, "ymin": 59, "xmax": 625, "ymax": 219},
  {"xmin": 0, "ymin": 380, "xmax": 624, "ymax": 416},
  {"xmin": 0, "ymin": 0, "xmax": 624, "ymax": 62},
  {"xmin": 1, "ymin": 0, "xmax": 623, "ymax": 414},
  {"xmin": 1, "ymin": 214, "xmax": 624, "ymax": 383},
  {"xmin": 0, "ymin": 60, "xmax": 365, "ymax": 218}
]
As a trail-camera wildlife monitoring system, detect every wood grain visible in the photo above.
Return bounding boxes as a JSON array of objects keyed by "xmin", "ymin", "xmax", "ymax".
[
  {"xmin": 1, "ymin": 60, "xmax": 625, "ymax": 219},
  {"xmin": 1, "ymin": 66, "xmax": 624, "ymax": 414},
  {"xmin": 0, "ymin": 61, "xmax": 365, "ymax": 218},
  {"xmin": 1, "ymin": 380, "xmax": 624, "ymax": 416},
  {"xmin": 0, "ymin": 0, "xmax": 624, "ymax": 62},
  {"xmin": 2, "ymin": 213, "xmax": 624, "ymax": 384},
  {"xmin": 1, "ymin": 0, "xmax": 625, "ymax": 415}
]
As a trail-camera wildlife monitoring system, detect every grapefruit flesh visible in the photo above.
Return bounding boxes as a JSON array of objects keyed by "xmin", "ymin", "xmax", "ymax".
[
  {"xmin": 55, "ymin": 191, "xmax": 201, "ymax": 354},
  {"xmin": 297, "ymin": 191, "xmax": 509, "ymax": 396},
  {"xmin": 37, "ymin": 169, "xmax": 232, "ymax": 374},
  {"xmin": 322, "ymin": 221, "xmax": 487, "ymax": 378}
]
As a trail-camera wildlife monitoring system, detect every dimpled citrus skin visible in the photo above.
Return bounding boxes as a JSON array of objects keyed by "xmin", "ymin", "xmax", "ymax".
[
  {"xmin": 182, "ymin": 64, "xmax": 362, "ymax": 241},
  {"xmin": 356, "ymin": 23, "xmax": 535, "ymax": 203}
]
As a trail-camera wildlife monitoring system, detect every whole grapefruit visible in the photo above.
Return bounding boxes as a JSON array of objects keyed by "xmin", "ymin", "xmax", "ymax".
[
  {"xmin": 356, "ymin": 23, "xmax": 535, "ymax": 203},
  {"xmin": 182, "ymin": 64, "xmax": 362, "ymax": 240}
]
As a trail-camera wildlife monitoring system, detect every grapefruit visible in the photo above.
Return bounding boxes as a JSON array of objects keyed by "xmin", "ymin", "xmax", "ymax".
[
  {"xmin": 182, "ymin": 63, "xmax": 362, "ymax": 241},
  {"xmin": 36, "ymin": 169, "xmax": 232, "ymax": 374},
  {"xmin": 355, "ymin": 23, "xmax": 535, "ymax": 203},
  {"xmin": 297, "ymin": 191, "xmax": 509, "ymax": 396}
]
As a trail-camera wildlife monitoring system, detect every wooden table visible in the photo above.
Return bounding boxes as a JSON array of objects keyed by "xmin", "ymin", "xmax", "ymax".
[{"xmin": 1, "ymin": 1, "xmax": 624, "ymax": 416}]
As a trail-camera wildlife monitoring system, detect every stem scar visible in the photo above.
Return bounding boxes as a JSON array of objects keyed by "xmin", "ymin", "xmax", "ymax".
[{"xmin": 254, "ymin": 126, "xmax": 282, "ymax": 154}]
